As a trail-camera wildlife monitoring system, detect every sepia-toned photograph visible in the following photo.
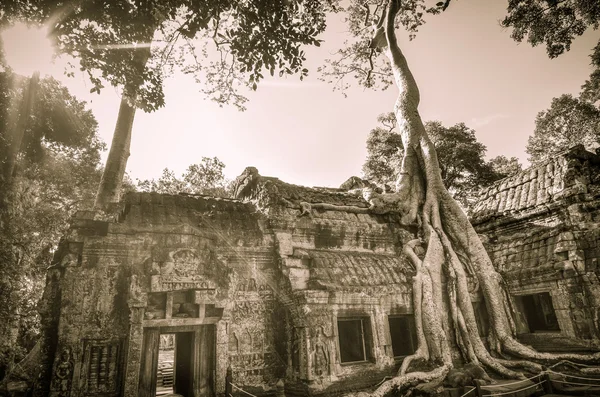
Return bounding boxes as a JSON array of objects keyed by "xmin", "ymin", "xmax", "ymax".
[{"xmin": 1, "ymin": 1, "xmax": 600, "ymax": 396}]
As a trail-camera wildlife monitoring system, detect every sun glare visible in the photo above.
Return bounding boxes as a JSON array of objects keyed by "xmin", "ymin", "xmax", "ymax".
[{"xmin": 1, "ymin": 22, "xmax": 54, "ymax": 76}]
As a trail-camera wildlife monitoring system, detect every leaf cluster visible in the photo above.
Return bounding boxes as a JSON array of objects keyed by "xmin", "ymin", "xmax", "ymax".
[
  {"xmin": 502, "ymin": 0, "xmax": 600, "ymax": 58},
  {"xmin": 502, "ymin": 0, "xmax": 600, "ymax": 104},
  {"xmin": 1, "ymin": 0, "xmax": 333, "ymax": 112},
  {"xmin": 0, "ymin": 73, "xmax": 103, "ymax": 370},
  {"xmin": 136, "ymin": 156, "xmax": 231, "ymax": 197},
  {"xmin": 527, "ymin": 93, "xmax": 600, "ymax": 164},
  {"xmin": 319, "ymin": 0, "xmax": 449, "ymax": 92}
]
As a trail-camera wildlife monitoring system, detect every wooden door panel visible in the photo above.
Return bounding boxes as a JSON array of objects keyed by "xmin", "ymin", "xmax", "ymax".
[{"xmin": 138, "ymin": 329, "xmax": 160, "ymax": 397}]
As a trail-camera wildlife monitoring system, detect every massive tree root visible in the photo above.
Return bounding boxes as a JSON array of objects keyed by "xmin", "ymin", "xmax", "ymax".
[{"xmin": 365, "ymin": 0, "xmax": 600, "ymax": 393}]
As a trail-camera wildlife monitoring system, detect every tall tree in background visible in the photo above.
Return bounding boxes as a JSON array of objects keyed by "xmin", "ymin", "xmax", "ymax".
[
  {"xmin": 582, "ymin": 42, "xmax": 600, "ymax": 104},
  {"xmin": 137, "ymin": 156, "xmax": 230, "ymax": 197},
  {"xmin": 1, "ymin": 1, "xmax": 333, "ymax": 209},
  {"xmin": 487, "ymin": 155, "xmax": 523, "ymax": 179},
  {"xmin": 363, "ymin": 113, "xmax": 503, "ymax": 210},
  {"xmin": 502, "ymin": 1, "xmax": 600, "ymax": 164},
  {"xmin": 0, "ymin": 71, "xmax": 103, "ymax": 376},
  {"xmin": 501, "ymin": 0, "xmax": 600, "ymax": 103},
  {"xmin": 527, "ymin": 94, "xmax": 600, "ymax": 164}
]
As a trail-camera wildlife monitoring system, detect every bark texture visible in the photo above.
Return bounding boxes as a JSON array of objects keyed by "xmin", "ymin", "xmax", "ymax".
[
  {"xmin": 93, "ymin": 88, "xmax": 137, "ymax": 209},
  {"xmin": 94, "ymin": 46, "xmax": 151, "ymax": 210},
  {"xmin": 368, "ymin": 0, "xmax": 600, "ymax": 394},
  {"xmin": 1, "ymin": 72, "xmax": 39, "ymax": 188}
]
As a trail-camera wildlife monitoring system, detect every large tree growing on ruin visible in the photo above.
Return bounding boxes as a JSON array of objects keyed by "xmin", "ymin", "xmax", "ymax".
[
  {"xmin": 1, "ymin": 1, "xmax": 332, "ymax": 209},
  {"xmin": 320, "ymin": 0, "xmax": 600, "ymax": 394},
  {"xmin": 362, "ymin": 114, "xmax": 509, "ymax": 210}
]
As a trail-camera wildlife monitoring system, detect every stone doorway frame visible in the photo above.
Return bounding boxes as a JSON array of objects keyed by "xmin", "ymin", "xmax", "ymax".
[{"xmin": 137, "ymin": 326, "xmax": 216, "ymax": 397}]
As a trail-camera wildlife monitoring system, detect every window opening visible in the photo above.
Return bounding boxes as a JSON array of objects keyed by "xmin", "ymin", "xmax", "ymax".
[
  {"xmin": 517, "ymin": 292, "xmax": 560, "ymax": 332},
  {"xmin": 388, "ymin": 316, "xmax": 416, "ymax": 357},
  {"xmin": 337, "ymin": 318, "xmax": 372, "ymax": 363}
]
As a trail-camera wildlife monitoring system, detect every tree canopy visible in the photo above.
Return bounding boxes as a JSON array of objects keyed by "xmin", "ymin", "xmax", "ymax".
[
  {"xmin": 527, "ymin": 94, "xmax": 600, "ymax": 164},
  {"xmin": 137, "ymin": 156, "xmax": 230, "ymax": 197},
  {"xmin": 1, "ymin": 0, "xmax": 332, "ymax": 111},
  {"xmin": 0, "ymin": 71, "xmax": 103, "ymax": 376},
  {"xmin": 501, "ymin": 0, "xmax": 600, "ymax": 104},
  {"xmin": 362, "ymin": 113, "xmax": 505, "ymax": 209}
]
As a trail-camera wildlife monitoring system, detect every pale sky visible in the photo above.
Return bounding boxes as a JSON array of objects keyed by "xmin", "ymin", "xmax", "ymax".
[{"xmin": 3, "ymin": 0, "xmax": 599, "ymax": 188}]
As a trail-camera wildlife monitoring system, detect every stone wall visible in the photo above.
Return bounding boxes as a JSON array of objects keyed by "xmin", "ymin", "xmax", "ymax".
[
  {"xmin": 472, "ymin": 146, "xmax": 600, "ymax": 351},
  {"xmin": 38, "ymin": 150, "xmax": 600, "ymax": 397},
  {"xmin": 38, "ymin": 169, "xmax": 417, "ymax": 397}
]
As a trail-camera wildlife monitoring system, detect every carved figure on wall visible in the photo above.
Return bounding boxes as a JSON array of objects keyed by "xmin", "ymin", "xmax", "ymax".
[
  {"xmin": 312, "ymin": 327, "xmax": 330, "ymax": 377},
  {"xmin": 128, "ymin": 274, "xmax": 145, "ymax": 306},
  {"xmin": 571, "ymin": 307, "xmax": 592, "ymax": 339},
  {"xmin": 229, "ymin": 332, "xmax": 239, "ymax": 353},
  {"xmin": 291, "ymin": 327, "xmax": 302, "ymax": 371},
  {"xmin": 52, "ymin": 347, "xmax": 74, "ymax": 396}
]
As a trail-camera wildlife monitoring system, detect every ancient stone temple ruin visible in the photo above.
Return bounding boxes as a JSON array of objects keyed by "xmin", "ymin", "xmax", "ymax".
[
  {"xmin": 471, "ymin": 145, "xmax": 600, "ymax": 352},
  {"xmin": 37, "ymin": 146, "xmax": 600, "ymax": 397}
]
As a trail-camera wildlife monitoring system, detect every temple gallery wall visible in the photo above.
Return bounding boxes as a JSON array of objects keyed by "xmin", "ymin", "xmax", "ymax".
[{"xmin": 36, "ymin": 146, "xmax": 600, "ymax": 396}]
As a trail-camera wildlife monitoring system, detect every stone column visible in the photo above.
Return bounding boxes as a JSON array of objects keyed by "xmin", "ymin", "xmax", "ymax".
[
  {"xmin": 122, "ymin": 275, "xmax": 147, "ymax": 397},
  {"xmin": 33, "ymin": 266, "xmax": 63, "ymax": 397}
]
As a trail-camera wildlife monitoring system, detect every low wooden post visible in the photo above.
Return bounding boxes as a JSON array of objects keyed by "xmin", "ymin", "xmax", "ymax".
[
  {"xmin": 225, "ymin": 366, "xmax": 233, "ymax": 397},
  {"xmin": 474, "ymin": 379, "xmax": 483, "ymax": 397},
  {"xmin": 542, "ymin": 372, "xmax": 554, "ymax": 394}
]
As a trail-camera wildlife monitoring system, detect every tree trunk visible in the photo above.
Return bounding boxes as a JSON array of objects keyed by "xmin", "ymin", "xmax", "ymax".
[
  {"xmin": 1, "ymin": 72, "xmax": 40, "ymax": 189},
  {"xmin": 367, "ymin": 1, "xmax": 600, "ymax": 394},
  {"xmin": 93, "ymin": 47, "xmax": 151, "ymax": 210},
  {"xmin": 93, "ymin": 88, "xmax": 137, "ymax": 209}
]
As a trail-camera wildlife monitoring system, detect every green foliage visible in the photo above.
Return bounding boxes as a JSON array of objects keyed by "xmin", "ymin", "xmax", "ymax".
[
  {"xmin": 1, "ymin": 0, "xmax": 334, "ymax": 112},
  {"xmin": 137, "ymin": 157, "xmax": 231, "ymax": 197},
  {"xmin": 527, "ymin": 94, "xmax": 600, "ymax": 164},
  {"xmin": 0, "ymin": 72, "xmax": 103, "ymax": 375},
  {"xmin": 502, "ymin": 0, "xmax": 600, "ymax": 58},
  {"xmin": 363, "ymin": 113, "xmax": 503, "ymax": 208},
  {"xmin": 502, "ymin": 0, "xmax": 600, "ymax": 107},
  {"xmin": 319, "ymin": 0, "xmax": 449, "ymax": 92},
  {"xmin": 487, "ymin": 155, "xmax": 523, "ymax": 179},
  {"xmin": 581, "ymin": 41, "xmax": 600, "ymax": 105}
]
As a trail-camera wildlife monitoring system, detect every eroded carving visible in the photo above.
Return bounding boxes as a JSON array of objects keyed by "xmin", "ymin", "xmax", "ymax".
[{"xmin": 52, "ymin": 348, "xmax": 73, "ymax": 397}]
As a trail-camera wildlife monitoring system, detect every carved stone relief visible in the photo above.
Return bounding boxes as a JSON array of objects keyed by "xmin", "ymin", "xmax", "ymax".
[
  {"xmin": 51, "ymin": 348, "xmax": 74, "ymax": 397},
  {"xmin": 311, "ymin": 326, "xmax": 331, "ymax": 378},
  {"xmin": 81, "ymin": 340, "xmax": 121, "ymax": 396}
]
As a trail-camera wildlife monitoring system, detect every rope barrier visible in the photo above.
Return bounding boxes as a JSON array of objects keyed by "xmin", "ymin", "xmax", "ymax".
[
  {"xmin": 479, "ymin": 380, "xmax": 545, "ymax": 396},
  {"xmin": 231, "ymin": 383, "xmax": 259, "ymax": 397},
  {"xmin": 546, "ymin": 369, "xmax": 600, "ymax": 382},
  {"xmin": 548, "ymin": 379, "xmax": 600, "ymax": 387},
  {"xmin": 458, "ymin": 386, "xmax": 475, "ymax": 397},
  {"xmin": 548, "ymin": 359, "xmax": 598, "ymax": 369},
  {"xmin": 481, "ymin": 374, "xmax": 541, "ymax": 388}
]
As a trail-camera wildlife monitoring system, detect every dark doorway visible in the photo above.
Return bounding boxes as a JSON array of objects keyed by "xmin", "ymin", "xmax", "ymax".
[
  {"xmin": 519, "ymin": 292, "xmax": 560, "ymax": 332},
  {"xmin": 388, "ymin": 316, "xmax": 416, "ymax": 358},
  {"xmin": 138, "ymin": 326, "xmax": 216, "ymax": 397},
  {"xmin": 173, "ymin": 333, "xmax": 194, "ymax": 396}
]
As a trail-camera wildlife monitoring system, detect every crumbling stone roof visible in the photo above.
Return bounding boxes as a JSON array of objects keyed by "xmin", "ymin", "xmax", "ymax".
[
  {"xmin": 232, "ymin": 167, "xmax": 370, "ymax": 209},
  {"xmin": 471, "ymin": 145, "xmax": 600, "ymax": 224},
  {"xmin": 301, "ymin": 249, "xmax": 413, "ymax": 290}
]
